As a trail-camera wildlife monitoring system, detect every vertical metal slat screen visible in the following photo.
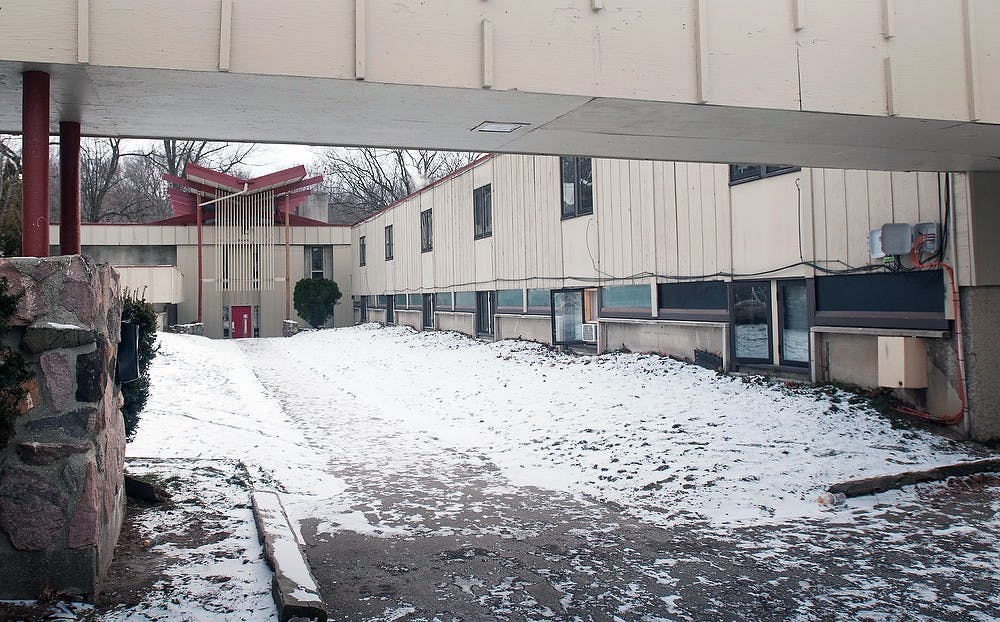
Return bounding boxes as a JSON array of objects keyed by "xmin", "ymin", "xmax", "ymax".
[{"xmin": 215, "ymin": 190, "xmax": 276, "ymax": 292}]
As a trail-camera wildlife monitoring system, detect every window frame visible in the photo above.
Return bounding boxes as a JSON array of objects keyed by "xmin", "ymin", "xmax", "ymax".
[
  {"xmin": 728, "ymin": 164, "xmax": 800, "ymax": 186},
  {"xmin": 310, "ymin": 246, "xmax": 324, "ymax": 280},
  {"xmin": 384, "ymin": 225, "xmax": 393, "ymax": 261},
  {"xmin": 560, "ymin": 156, "xmax": 594, "ymax": 220},
  {"xmin": 474, "ymin": 184, "xmax": 492, "ymax": 240},
  {"xmin": 420, "ymin": 208, "xmax": 433, "ymax": 253},
  {"xmin": 359, "ymin": 235, "xmax": 366, "ymax": 267}
]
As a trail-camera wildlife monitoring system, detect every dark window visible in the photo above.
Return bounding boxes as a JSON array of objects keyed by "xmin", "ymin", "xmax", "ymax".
[
  {"xmin": 600, "ymin": 285, "xmax": 651, "ymax": 317},
  {"xmin": 779, "ymin": 280, "xmax": 809, "ymax": 367},
  {"xmin": 729, "ymin": 164, "xmax": 800, "ymax": 185},
  {"xmin": 732, "ymin": 282, "xmax": 773, "ymax": 364},
  {"xmin": 359, "ymin": 236, "xmax": 366, "ymax": 267},
  {"xmin": 384, "ymin": 225, "xmax": 393, "ymax": 260},
  {"xmin": 814, "ymin": 270, "xmax": 946, "ymax": 330},
  {"xmin": 395, "ymin": 294, "xmax": 407, "ymax": 308},
  {"xmin": 657, "ymin": 281, "xmax": 729, "ymax": 320},
  {"xmin": 476, "ymin": 291, "xmax": 496, "ymax": 336},
  {"xmin": 422, "ymin": 294, "xmax": 434, "ymax": 329},
  {"xmin": 560, "ymin": 156, "xmax": 594, "ymax": 218},
  {"xmin": 474, "ymin": 184, "xmax": 492, "ymax": 239},
  {"xmin": 385, "ymin": 295, "xmax": 395, "ymax": 325},
  {"xmin": 420, "ymin": 209, "xmax": 433, "ymax": 252},
  {"xmin": 310, "ymin": 246, "xmax": 324, "ymax": 279},
  {"xmin": 408, "ymin": 294, "xmax": 422, "ymax": 308}
]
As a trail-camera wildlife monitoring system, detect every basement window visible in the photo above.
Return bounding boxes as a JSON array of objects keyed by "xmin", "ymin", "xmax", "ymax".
[{"xmin": 729, "ymin": 164, "xmax": 800, "ymax": 185}]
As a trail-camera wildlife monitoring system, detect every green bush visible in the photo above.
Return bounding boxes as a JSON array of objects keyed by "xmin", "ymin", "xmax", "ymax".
[
  {"xmin": 0, "ymin": 276, "xmax": 29, "ymax": 449},
  {"xmin": 121, "ymin": 289, "xmax": 158, "ymax": 441},
  {"xmin": 293, "ymin": 278, "xmax": 342, "ymax": 329}
]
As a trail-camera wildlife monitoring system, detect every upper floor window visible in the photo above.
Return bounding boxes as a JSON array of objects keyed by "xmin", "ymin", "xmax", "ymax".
[
  {"xmin": 421, "ymin": 208, "xmax": 433, "ymax": 252},
  {"xmin": 560, "ymin": 156, "xmax": 593, "ymax": 219},
  {"xmin": 359, "ymin": 236, "xmax": 366, "ymax": 266},
  {"xmin": 474, "ymin": 184, "xmax": 492, "ymax": 239},
  {"xmin": 729, "ymin": 164, "xmax": 800, "ymax": 185},
  {"xmin": 384, "ymin": 225, "xmax": 393, "ymax": 261}
]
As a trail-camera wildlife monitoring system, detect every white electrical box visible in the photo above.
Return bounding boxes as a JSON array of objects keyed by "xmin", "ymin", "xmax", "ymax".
[
  {"xmin": 877, "ymin": 336, "xmax": 928, "ymax": 389},
  {"xmin": 880, "ymin": 223, "xmax": 914, "ymax": 255},
  {"xmin": 913, "ymin": 222, "xmax": 940, "ymax": 255}
]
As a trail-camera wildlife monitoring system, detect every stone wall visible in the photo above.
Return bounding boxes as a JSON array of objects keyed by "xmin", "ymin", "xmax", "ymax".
[{"xmin": 0, "ymin": 256, "xmax": 124, "ymax": 600}]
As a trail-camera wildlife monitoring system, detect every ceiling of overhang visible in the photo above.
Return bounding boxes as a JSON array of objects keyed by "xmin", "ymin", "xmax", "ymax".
[{"xmin": 1, "ymin": 62, "xmax": 999, "ymax": 172}]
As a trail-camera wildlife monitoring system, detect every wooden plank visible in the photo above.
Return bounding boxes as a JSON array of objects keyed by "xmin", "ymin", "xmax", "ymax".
[
  {"xmin": 811, "ymin": 169, "xmax": 828, "ymax": 265},
  {"xmin": 675, "ymin": 164, "xmax": 691, "ymax": 277},
  {"xmin": 700, "ymin": 164, "xmax": 717, "ymax": 277},
  {"xmin": 890, "ymin": 171, "xmax": 920, "ymax": 224},
  {"xmin": 828, "ymin": 458, "xmax": 1000, "ymax": 498}
]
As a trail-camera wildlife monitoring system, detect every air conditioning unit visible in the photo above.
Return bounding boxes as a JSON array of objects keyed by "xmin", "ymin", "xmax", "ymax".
[{"xmin": 582, "ymin": 322, "xmax": 597, "ymax": 342}]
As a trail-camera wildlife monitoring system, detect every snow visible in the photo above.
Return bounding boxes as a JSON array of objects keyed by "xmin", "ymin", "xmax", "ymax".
[
  {"xmin": 125, "ymin": 325, "xmax": 999, "ymax": 619},
  {"xmin": 46, "ymin": 321, "xmax": 81, "ymax": 330}
]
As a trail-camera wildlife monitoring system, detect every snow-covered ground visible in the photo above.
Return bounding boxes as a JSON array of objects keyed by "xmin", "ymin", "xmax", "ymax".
[
  {"xmin": 135, "ymin": 325, "xmax": 979, "ymax": 527},
  {"xmin": 123, "ymin": 325, "xmax": 999, "ymax": 620}
]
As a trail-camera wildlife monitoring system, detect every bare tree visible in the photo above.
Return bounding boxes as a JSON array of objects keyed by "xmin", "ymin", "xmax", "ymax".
[
  {"xmin": 317, "ymin": 147, "xmax": 480, "ymax": 222},
  {"xmin": 0, "ymin": 136, "xmax": 22, "ymax": 256},
  {"xmin": 145, "ymin": 139, "xmax": 257, "ymax": 178}
]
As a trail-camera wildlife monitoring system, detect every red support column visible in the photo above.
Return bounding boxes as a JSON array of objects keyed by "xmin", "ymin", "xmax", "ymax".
[
  {"xmin": 21, "ymin": 71, "xmax": 50, "ymax": 257},
  {"xmin": 59, "ymin": 121, "xmax": 82, "ymax": 255}
]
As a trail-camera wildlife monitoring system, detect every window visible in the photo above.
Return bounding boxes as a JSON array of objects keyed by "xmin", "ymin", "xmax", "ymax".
[
  {"xmin": 474, "ymin": 184, "xmax": 492, "ymax": 239},
  {"xmin": 394, "ymin": 294, "xmax": 406, "ymax": 308},
  {"xmin": 600, "ymin": 284, "xmax": 652, "ymax": 317},
  {"xmin": 435, "ymin": 292, "xmax": 454, "ymax": 310},
  {"xmin": 733, "ymin": 282, "xmax": 773, "ymax": 364},
  {"xmin": 421, "ymin": 209, "xmax": 433, "ymax": 252},
  {"xmin": 729, "ymin": 164, "xmax": 800, "ymax": 185},
  {"xmin": 359, "ymin": 236, "xmax": 366, "ymax": 267},
  {"xmin": 422, "ymin": 294, "xmax": 434, "ymax": 329},
  {"xmin": 560, "ymin": 156, "xmax": 594, "ymax": 219},
  {"xmin": 814, "ymin": 270, "xmax": 946, "ymax": 330},
  {"xmin": 552, "ymin": 289, "xmax": 585, "ymax": 344},
  {"xmin": 497, "ymin": 289, "xmax": 524, "ymax": 311},
  {"xmin": 384, "ymin": 225, "xmax": 393, "ymax": 260},
  {"xmin": 310, "ymin": 246, "xmax": 324, "ymax": 279},
  {"xmin": 408, "ymin": 293, "xmax": 422, "ymax": 308},
  {"xmin": 527, "ymin": 288, "xmax": 550, "ymax": 313},
  {"xmin": 657, "ymin": 281, "xmax": 729, "ymax": 320},
  {"xmin": 455, "ymin": 291, "xmax": 476, "ymax": 310},
  {"xmin": 476, "ymin": 291, "xmax": 496, "ymax": 336}
]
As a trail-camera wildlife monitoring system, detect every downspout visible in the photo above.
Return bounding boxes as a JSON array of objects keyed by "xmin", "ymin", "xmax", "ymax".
[{"xmin": 285, "ymin": 193, "xmax": 291, "ymax": 321}]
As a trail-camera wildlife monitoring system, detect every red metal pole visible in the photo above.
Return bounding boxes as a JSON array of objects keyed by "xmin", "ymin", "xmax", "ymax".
[
  {"xmin": 197, "ymin": 193, "xmax": 204, "ymax": 324},
  {"xmin": 21, "ymin": 71, "xmax": 50, "ymax": 257},
  {"xmin": 59, "ymin": 121, "xmax": 82, "ymax": 255}
]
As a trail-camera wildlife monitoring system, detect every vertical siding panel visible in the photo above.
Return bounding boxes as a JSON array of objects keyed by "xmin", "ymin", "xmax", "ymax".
[
  {"xmin": 867, "ymin": 171, "xmax": 894, "ymax": 236},
  {"xmin": 639, "ymin": 160, "xmax": 656, "ymax": 280},
  {"xmin": 811, "ymin": 169, "xmax": 828, "ymax": 266},
  {"xmin": 675, "ymin": 164, "xmax": 691, "ymax": 277},
  {"xmin": 700, "ymin": 164, "xmax": 718, "ymax": 277},
  {"xmin": 714, "ymin": 165, "xmax": 733, "ymax": 276},
  {"xmin": 844, "ymin": 170, "xmax": 871, "ymax": 268},
  {"xmin": 688, "ymin": 164, "xmax": 703, "ymax": 276},
  {"xmin": 891, "ymin": 171, "xmax": 920, "ymax": 224},
  {"xmin": 629, "ymin": 160, "xmax": 644, "ymax": 279},
  {"xmin": 916, "ymin": 171, "xmax": 942, "ymax": 223},
  {"xmin": 824, "ymin": 169, "xmax": 849, "ymax": 265}
]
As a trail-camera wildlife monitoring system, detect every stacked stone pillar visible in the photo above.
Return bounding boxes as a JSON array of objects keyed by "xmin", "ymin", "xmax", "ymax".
[{"xmin": 0, "ymin": 256, "xmax": 124, "ymax": 599}]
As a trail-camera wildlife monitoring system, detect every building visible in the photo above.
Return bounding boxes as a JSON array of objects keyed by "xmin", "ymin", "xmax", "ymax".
[
  {"xmin": 49, "ymin": 163, "xmax": 353, "ymax": 338},
  {"xmin": 351, "ymin": 153, "xmax": 1000, "ymax": 442}
]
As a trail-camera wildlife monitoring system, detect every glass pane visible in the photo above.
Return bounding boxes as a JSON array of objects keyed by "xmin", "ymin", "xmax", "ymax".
[
  {"xmin": 497, "ymin": 289, "xmax": 523, "ymax": 308},
  {"xmin": 560, "ymin": 157, "xmax": 577, "ymax": 218},
  {"xmin": 781, "ymin": 282, "xmax": 809, "ymax": 364},
  {"xmin": 435, "ymin": 292, "xmax": 453, "ymax": 309},
  {"xmin": 553, "ymin": 290, "xmax": 584, "ymax": 343},
  {"xmin": 394, "ymin": 294, "xmax": 406, "ymax": 307},
  {"xmin": 729, "ymin": 164, "xmax": 760, "ymax": 183},
  {"xmin": 455, "ymin": 291, "xmax": 476, "ymax": 308},
  {"xmin": 409, "ymin": 294, "xmax": 423, "ymax": 307},
  {"xmin": 578, "ymin": 158, "xmax": 593, "ymax": 215},
  {"xmin": 527, "ymin": 288, "xmax": 549, "ymax": 308},
  {"xmin": 733, "ymin": 283, "xmax": 771, "ymax": 361},
  {"xmin": 311, "ymin": 247, "xmax": 323, "ymax": 271},
  {"xmin": 601, "ymin": 284, "xmax": 651, "ymax": 310}
]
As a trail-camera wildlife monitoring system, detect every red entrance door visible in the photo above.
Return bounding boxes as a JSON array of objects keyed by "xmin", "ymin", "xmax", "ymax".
[{"xmin": 232, "ymin": 306, "xmax": 252, "ymax": 339}]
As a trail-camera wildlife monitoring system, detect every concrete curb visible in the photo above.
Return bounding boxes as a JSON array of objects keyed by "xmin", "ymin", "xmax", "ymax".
[
  {"xmin": 828, "ymin": 457, "xmax": 1000, "ymax": 498},
  {"xmin": 251, "ymin": 490, "xmax": 327, "ymax": 622}
]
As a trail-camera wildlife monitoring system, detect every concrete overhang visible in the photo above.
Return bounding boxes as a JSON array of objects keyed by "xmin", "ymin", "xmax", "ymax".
[{"xmin": 1, "ymin": 62, "xmax": 998, "ymax": 173}]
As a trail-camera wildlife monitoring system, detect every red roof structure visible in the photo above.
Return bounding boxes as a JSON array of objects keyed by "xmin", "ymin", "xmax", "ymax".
[{"xmin": 159, "ymin": 162, "xmax": 324, "ymax": 224}]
